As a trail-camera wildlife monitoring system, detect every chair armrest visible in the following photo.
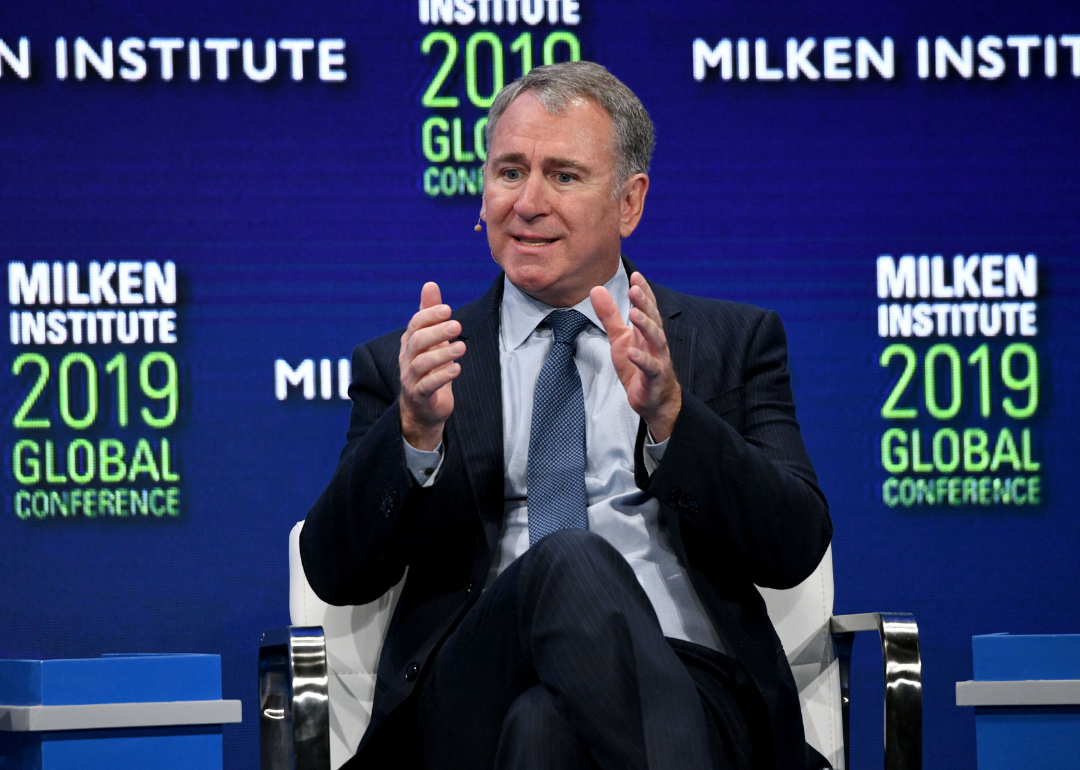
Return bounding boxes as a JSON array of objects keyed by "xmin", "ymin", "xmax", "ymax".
[
  {"xmin": 259, "ymin": 626, "xmax": 331, "ymax": 770},
  {"xmin": 830, "ymin": 612, "xmax": 922, "ymax": 770}
]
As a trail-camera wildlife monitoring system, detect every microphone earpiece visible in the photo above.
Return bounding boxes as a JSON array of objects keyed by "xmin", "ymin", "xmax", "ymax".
[{"xmin": 474, "ymin": 218, "xmax": 483, "ymax": 232}]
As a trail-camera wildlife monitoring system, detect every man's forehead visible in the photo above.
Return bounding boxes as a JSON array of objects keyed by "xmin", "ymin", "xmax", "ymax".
[
  {"xmin": 510, "ymin": 89, "xmax": 600, "ymax": 123},
  {"xmin": 490, "ymin": 151, "xmax": 592, "ymax": 171},
  {"xmin": 488, "ymin": 92, "xmax": 615, "ymax": 165}
]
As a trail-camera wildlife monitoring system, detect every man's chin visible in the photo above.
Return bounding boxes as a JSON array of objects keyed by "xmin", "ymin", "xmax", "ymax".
[
  {"xmin": 497, "ymin": 264, "xmax": 566, "ymax": 303},
  {"xmin": 498, "ymin": 255, "xmax": 619, "ymax": 307},
  {"xmin": 505, "ymin": 269, "xmax": 555, "ymax": 295}
]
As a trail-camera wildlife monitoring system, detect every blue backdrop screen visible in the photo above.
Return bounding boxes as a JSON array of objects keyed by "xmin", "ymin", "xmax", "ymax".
[{"xmin": 2, "ymin": 2, "xmax": 1078, "ymax": 767}]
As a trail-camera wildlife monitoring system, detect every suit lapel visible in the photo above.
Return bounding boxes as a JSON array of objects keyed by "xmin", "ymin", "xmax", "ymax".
[
  {"xmin": 624, "ymin": 258, "xmax": 698, "ymax": 492},
  {"xmin": 446, "ymin": 276, "xmax": 505, "ymax": 550},
  {"xmin": 628, "ymin": 257, "xmax": 695, "ymax": 395},
  {"xmin": 662, "ymin": 307, "xmax": 695, "ymax": 395}
]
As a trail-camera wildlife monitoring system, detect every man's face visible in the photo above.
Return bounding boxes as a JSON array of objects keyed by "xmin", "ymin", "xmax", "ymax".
[{"xmin": 482, "ymin": 91, "xmax": 647, "ymax": 307}]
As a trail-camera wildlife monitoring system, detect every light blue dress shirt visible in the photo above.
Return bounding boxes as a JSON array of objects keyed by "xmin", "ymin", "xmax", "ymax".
[{"xmin": 403, "ymin": 264, "xmax": 721, "ymax": 651}]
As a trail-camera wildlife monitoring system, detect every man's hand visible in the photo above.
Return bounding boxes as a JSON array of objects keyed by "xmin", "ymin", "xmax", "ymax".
[
  {"xmin": 399, "ymin": 282, "xmax": 466, "ymax": 451},
  {"xmin": 591, "ymin": 271, "xmax": 682, "ymax": 442}
]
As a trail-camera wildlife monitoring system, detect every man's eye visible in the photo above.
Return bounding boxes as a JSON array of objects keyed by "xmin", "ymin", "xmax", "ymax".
[
  {"xmin": 504, "ymin": 169, "xmax": 522, "ymax": 181},
  {"xmin": 556, "ymin": 173, "xmax": 574, "ymax": 184}
]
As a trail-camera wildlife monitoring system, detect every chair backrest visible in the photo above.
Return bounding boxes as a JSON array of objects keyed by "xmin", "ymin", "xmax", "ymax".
[
  {"xmin": 757, "ymin": 545, "xmax": 843, "ymax": 769},
  {"xmin": 290, "ymin": 521, "xmax": 843, "ymax": 770},
  {"xmin": 288, "ymin": 522, "xmax": 405, "ymax": 770}
]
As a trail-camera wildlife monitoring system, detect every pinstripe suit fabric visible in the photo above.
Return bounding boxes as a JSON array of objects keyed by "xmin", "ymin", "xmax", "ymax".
[
  {"xmin": 417, "ymin": 529, "xmax": 713, "ymax": 770},
  {"xmin": 300, "ymin": 258, "xmax": 832, "ymax": 770}
]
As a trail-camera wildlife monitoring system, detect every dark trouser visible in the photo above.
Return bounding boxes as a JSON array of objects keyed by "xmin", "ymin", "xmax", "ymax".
[{"xmin": 415, "ymin": 530, "xmax": 772, "ymax": 770}]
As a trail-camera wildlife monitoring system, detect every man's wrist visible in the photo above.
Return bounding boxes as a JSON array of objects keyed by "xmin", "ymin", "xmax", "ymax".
[
  {"xmin": 400, "ymin": 403, "xmax": 445, "ymax": 451},
  {"xmin": 643, "ymin": 385, "xmax": 682, "ymax": 443}
]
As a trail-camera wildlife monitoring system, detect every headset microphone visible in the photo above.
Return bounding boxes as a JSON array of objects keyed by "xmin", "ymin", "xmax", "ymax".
[{"xmin": 474, "ymin": 218, "xmax": 483, "ymax": 232}]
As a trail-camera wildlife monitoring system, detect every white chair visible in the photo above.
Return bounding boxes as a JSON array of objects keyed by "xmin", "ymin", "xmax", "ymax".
[{"xmin": 259, "ymin": 521, "xmax": 921, "ymax": 770}]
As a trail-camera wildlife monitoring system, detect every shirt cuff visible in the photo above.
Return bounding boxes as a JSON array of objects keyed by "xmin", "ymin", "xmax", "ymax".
[
  {"xmin": 643, "ymin": 429, "xmax": 669, "ymax": 476},
  {"xmin": 402, "ymin": 436, "xmax": 443, "ymax": 488}
]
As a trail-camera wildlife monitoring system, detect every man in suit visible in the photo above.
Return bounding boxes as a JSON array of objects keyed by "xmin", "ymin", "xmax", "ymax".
[{"xmin": 301, "ymin": 61, "xmax": 832, "ymax": 770}]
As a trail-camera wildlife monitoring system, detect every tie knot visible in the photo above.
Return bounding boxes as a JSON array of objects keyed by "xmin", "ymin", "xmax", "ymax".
[{"xmin": 545, "ymin": 309, "xmax": 591, "ymax": 345}]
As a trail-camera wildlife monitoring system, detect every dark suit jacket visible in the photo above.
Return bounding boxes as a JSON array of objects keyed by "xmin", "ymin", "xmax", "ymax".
[{"xmin": 301, "ymin": 261, "xmax": 832, "ymax": 769}]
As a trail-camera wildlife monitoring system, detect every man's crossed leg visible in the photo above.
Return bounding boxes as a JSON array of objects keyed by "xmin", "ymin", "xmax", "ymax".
[{"xmin": 416, "ymin": 530, "xmax": 766, "ymax": 770}]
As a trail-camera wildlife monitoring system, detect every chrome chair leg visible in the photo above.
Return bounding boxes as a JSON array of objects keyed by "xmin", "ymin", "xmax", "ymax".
[
  {"xmin": 831, "ymin": 612, "xmax": 922, "ymax": 770},
  {"xmin": 259, "ymin": 627, "xmax": 330, "ymax": 770}
]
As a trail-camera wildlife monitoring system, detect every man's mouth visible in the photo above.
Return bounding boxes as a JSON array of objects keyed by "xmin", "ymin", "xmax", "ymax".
[{"xmin": 513, "ymin": 236, "xmax": 558, "ymax": 246}]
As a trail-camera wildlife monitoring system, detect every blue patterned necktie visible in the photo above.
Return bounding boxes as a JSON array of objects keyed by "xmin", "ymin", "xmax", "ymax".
[{"xmin": 527, "ymin": 309, "xmax": 592, "ymax": 547}]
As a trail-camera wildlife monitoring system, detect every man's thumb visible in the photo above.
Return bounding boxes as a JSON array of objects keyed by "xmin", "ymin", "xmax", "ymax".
[{"xmin": 420, "ymin": 281, "xmax": 443, "ymax": 310}]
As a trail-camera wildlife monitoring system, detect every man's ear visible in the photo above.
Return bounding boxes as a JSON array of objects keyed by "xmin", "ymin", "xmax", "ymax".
[
  {"xmin": 618, "ymin": 173, "xmax": 650, "ymax": 238},
  {"xmin": 479, "ymin": 168, "xmax": 488, "ymax": 221}
]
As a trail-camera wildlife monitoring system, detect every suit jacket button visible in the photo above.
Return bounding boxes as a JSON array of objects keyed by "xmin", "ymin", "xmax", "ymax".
[
  {"xmin": 467, "ymin": 582, "xmax": 475, "ymax": 593},
  {"xmin": 405, "ymin": 662, "xmax": 419, "ymax": 682}
]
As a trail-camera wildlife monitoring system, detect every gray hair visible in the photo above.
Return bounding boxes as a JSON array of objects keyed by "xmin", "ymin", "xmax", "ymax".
[{"xmin": 484, "ymin": 61, "xmax": 655, "ymax": 192}]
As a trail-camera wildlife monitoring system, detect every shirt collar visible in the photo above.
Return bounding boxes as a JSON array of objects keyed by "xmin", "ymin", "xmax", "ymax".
[{"xmin": 500, "ymin": 261, "xmax": 631, "ymax": 350}]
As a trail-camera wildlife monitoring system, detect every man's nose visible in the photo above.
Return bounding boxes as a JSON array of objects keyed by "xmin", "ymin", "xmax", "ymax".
[{"xmin": 513, "ymin": 173, "xmax": 550, "ymax": 220}]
